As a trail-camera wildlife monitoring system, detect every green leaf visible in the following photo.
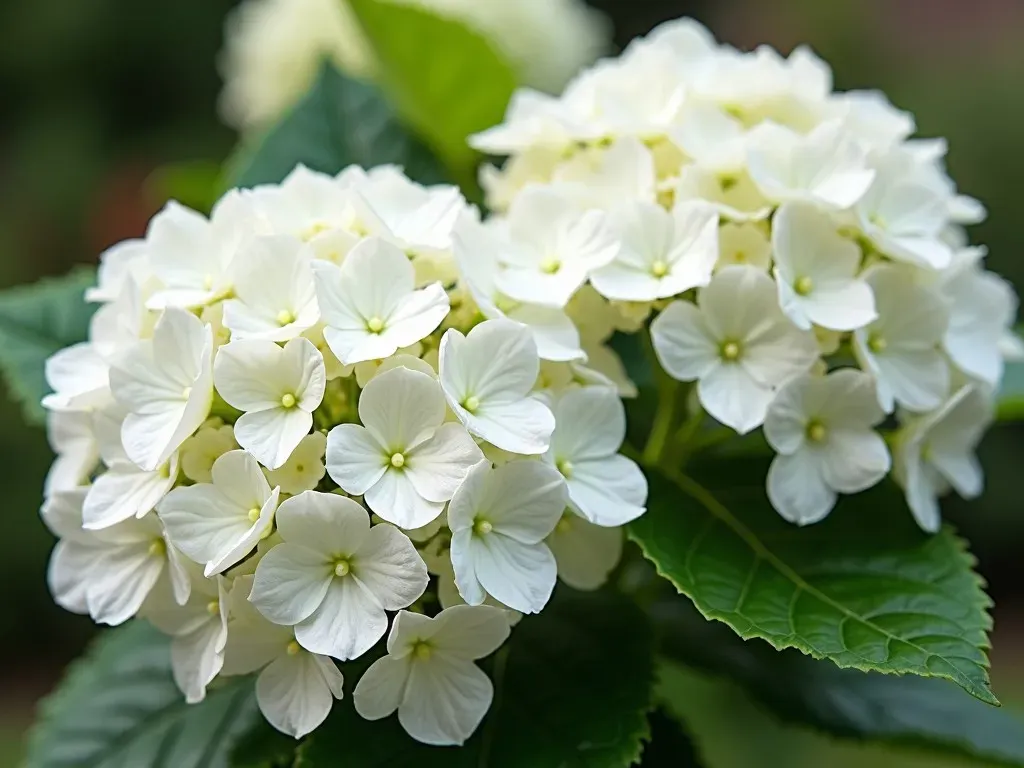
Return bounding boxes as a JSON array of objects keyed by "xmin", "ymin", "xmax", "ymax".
[
  {"xmin": 299, "ymin": 588, "xmax": 654, "ymax": 767},
  {"xmin": 628, "ymin": 462, "xmax": 996, "ymax": 704},
  {"xmin": 227, "ymin": 62, "xmax": 446, "ymax": 190},
  {"xmin": 25, "ymin": 621, "xmax": 258, "ymax": 768},
  {"xmin": 0, "ymin": 268, "xmax": 97, "ymax": 426},
  {"xmin": 639, "ymin": 709, "xmax": 704, "ymax": 767},
  {"xmin": 146, "ymin": 159, "xmax": 223, "ymax": 215},
  {"xmin": 653, "ymin": 598, "xmax": 1024, "ymax": 766},
  {"xmin": 348, "ymin": 0, "xmax": 517, "ymax": 180}
]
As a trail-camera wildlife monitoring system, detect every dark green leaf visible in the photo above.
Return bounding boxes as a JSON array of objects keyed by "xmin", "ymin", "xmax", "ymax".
[
  {"xmin": 628, "ymin": 463, "xmax": 996, "ymax": 704},
  {"xmin": 229, "ymin": 716, "xmax": 299, "ymax": 768},
  {"xmin": 653, "ymin": 598, "xmax": 1024, "ymax": 766},
  {"xmin": 300, "ymin": 587, "xmax": 654, "ymax": 767},
  {"xmin": 227, "ymin": 63, "xmax": 445, "ymax": 189},
  {"xmin": 25, "ymin": 621, "xmax": 258, "ymax": 768},
  {"xmin": 639, "ymin": 709, "xmax": 704, "ymax": 767},
  {"xmin": 0, "ymin": 268, "xmax": 97, "ymax": 426},
  {"xmin": 348, "ymin": 0, "xmax": 517, "ymax": 180}
]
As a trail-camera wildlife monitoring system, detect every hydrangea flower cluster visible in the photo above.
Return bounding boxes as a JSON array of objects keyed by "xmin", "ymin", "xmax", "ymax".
[
  {"xmin": 40, "ymin": 15, "xmax": 1020, "ymax": 748},
  {"xmin": 41, "ymin": 162, "xmax": 644, "ymax": 743},
  {"xmin": 472, "ymin": 17, "xmax": 1020, "ymax": 531}
]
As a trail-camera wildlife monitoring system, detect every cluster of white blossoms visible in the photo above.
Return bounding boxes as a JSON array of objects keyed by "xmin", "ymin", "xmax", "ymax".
[
  {"xmin": 40, "ymin": 14, "xmax": 1021, "ymax": 747},
  {"xmin": 218, "ymin": 0, "xmax": 610, "ymax": 130},
  {"xmin": 41, "ymin": 160, "xmax": 645, "ymax": 743},
  {"xmin": 472, "ymin": 17, "xmax": 1021, "ymax": 531}
]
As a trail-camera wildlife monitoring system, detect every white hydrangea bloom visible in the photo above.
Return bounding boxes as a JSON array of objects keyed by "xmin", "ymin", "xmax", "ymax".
[
  {"xmin": 312, "ymin": 237, "xmax": 449, "ymax": 365},
  {"xmin": 448, "ymin": 459, "xmax": 567, "ymax": 614},
  {"xmin": 589, "ymin": 201, "xmax": 719, "ymax": 302},
  {"xmin": 545, "ymin": 386, "xmax": 646, "ymax": 526},
  {"xmin": 109, "ymin": 307, "xmax": 214, "ymax": 472},
  {"xmin": 249, "ymin": 491, "xmax": 427, "ymax": 660},
  {"xmin": 764, "ymin": 370, "xmax": 891, "ymax": 525},
  {"xmin": 651, "ymin": 266, "xmax": 819, "ymax": 433},
  {"xmin": 159, "ymin": 450, "xmax": 281, "ymax": 576},
  {"xmin": 853, "ymin": 265, "xmax": 950, "ymax": 413},
  {"xmin": 771, "ymin": 202, "xmax": 876, "ymax": 331},
  {"xmin": 223, "ymin": 235, "xmax": 320, "ymax": 341},
  {"xmin": 439, "ymin": 319, "xmax": 555, "ymax": 455},
  {"xmin": 746, "ymin": 120, "xmax": 875, "ymax": 209},
  {"xmin": 895, "ymin": 386, "xmax": 992, "ymax": 533},
  {"xmin": 222, "ymin": 575, "xmax": 344, "ymax": 738},
  {"xmin": 494, "ymin": 187, "xmax": 618, "ymax": 308},
  {"xmin": 44, "ymin": 410, "xmax": 99, "ymax": 496},
  {"xmin": 214, "ymin": 337, "xmax": 326, "ymax": 469},
  {"xmin": 82, "ymin": 407, "xmax": 178, "ymax": 530},
  {"xmin": 41, "ymin": 342, "xmax": 110, "ymax": 413},
  {"xmin": 326, "ymin": 366, "xmax": 482, "ymax": 529},
  {"xmin": 144, "ymin": 568, "xmax": 230, "ymax": 703},
  {"xmin": 43, "ymin": 489, "xmax": 189, "ymax": 627},
  {"xmin": 353, "ymin": 605, "xmax": 510, "ymax": 746}
]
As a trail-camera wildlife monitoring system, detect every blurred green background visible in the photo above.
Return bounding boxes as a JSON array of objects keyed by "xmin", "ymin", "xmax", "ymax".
[{"xmin": 1, "ymin": 0, "xmax": 1021, "ymax": 764}]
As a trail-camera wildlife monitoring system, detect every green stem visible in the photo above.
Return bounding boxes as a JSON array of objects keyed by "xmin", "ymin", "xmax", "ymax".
[{"xmin": 641, "ymin": 332, "xmax": 678, "ymax": 466}]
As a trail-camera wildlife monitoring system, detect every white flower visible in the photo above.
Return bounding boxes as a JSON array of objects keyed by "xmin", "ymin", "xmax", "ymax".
[
  {"xmin": 448, "ymin": 459, "xmax": 567, "ymax": 614},
  {"xmin": 589, "ymin": 201, "xmax": 719, "ymax": 302},
  {"xmin": 938, "ymin": 248, "xmax": 1017, "ymax": 386},
  {"xmin": 771, "ymin": 202, "xmax": 876, "ymax": 331},
  {"xmin": 326, "ymin": 367, "xmax": 482, "ymax": 529},
  {"xmin": 853, "ymin": 265, "xmax": 949, "ymax": 413},
  {"xmin": 546, "ymin": 386, "xmax": 646, "ymax": 526},
  {"xmin": 746, "ymin": 120, "xmax": 875, "ymax": 209},
  {"xmin": 249, "ymin": 491, "xmax": 427, "ymax": 660},
  {"xmin": 312, "ymin": 237, "xmax": 449, "ymax": 365},
  {"xmin": 546, "ymin": 510, "xmax": 623, "ymax": 590},
  {"xmin": 650, "ymin": 266, "xmax": 819, "ymax": 433},
  {"xmin": 214, "ymin": 337, "xmax": 326, "ymax": 469},
  {"xmin": 86, "ymin": 238, "xmax": 148, "ymax": 303},
  {"xmin": 109, "ymin": 307, "xmax": 214, "ymax": 471},
  {"xmin": 353, "ymin": 605, "xmax": 510, "ymax": 746},
  {"xmin": 44, "ymin": 411, "xmax": 99, "ymax": 495},
  {"xmin": 453, "ymin": 216, "xmax": 584, "ymax": 362},
  {"xmin": 82, "ymin": 407, "xmax": 178, "ymax": 530},
  {"xmin": 222, "ymin": 575, "xmax": 344, "ymax": 738},
  {"xmin": 158, "ymin": 450, "xmax": 281, "ymax": 576},
  {"xmin": 550, "ymin": 137, "xmax": 657, "ymax": 209},
  {"xmin": 146, "ymin": 192, "xmax": 254, "ymax": 309},
  {"xmin": 180, "ymin": 422, "xmax": 238, "ymax": 484},
  {"xmin": 895, "ymin": 386, "xmax": 992, "ymax": 533},
  {"xmin": 671, "ymin": 101, "xmax": 748, "ymax": 175},
  {"xmin": 144, "ymin": 568, "xmax": 230, "ymax": 703},
  {"xmin": 764, "ymin": 370, "xmax": 890, "ymax": 525},
  {"xmin": 265, "ymin": 431, "xmax": 328, "ymax": 494},
  {"xmin": 43, "ymin": 488, "xmax": 189, "ymax": 626},
  {"xmin": 716, "ymin": 221, "xmax": 771, "ymax": 271},
  {"xmin": 494, "ymin": 186, "xmax": 618, "ymax": 308},
  {"xmin": 439, "ymin": 319, "xmax": 555, "ymax": 455},
  {"xmin": 41, "ymin": 343, "xmax": 110, "ymax": 412},
  {"xmin": 854, "ymin": 150, "xmax": 953, "ymax": 269},
  {"xmin": 673, "ymin": 165, "xmax": 773, "ymax": 223},
  {"xmin": 250, "ymin": 164, "xmax": 369, "ymax": 244},
  {"xmin": 223, "ymin": 235, "xmax": 319, "ymax": 341}
]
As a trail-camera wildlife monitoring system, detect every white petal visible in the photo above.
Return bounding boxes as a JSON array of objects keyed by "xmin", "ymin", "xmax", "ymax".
[
  {"xmin": 821, "ymin": 429, "xmax": 891, "ymax": 494},
  {"xmin": 353, "ymin": 524, "xmax": 428, "ymax": 609},
  {"xmin": 353, "ymin": 655, "xmax": 411, "ymax": 721},
  {"xmin": 450, "ymin": 529, "xmax": 487, "ymax": 607},
  {"xmin": 325, "ymin": 424, "xmax": 387, "ymax": 496},
  {"xmin": 275, "ymin": 490, "xmax": 371, "ymax": 555},
  {"xmin": 473, "ymin": 534, "xmax": 557, "ymax": 614},
  {"xmin": 214, "ymin": 339, "xmax": 294, "ymax": 411},
  {"xmin": 249, "ymin": 543, "xmax": 333, "ymax": 626},
  {"xmin": 296, "ymin": 576, "xmax": 386, "ymax": 660},
  {"xmin": 458, "ymin": 398, "xmax": 555, "ymax": 455},
  {"xmin": 380, "ymin": 282, "xmax": 450, "ymax": 351},
  {"xmin": 650, "ymin": 300, "xmax": 719, "ymax": 381},
  {"xmin": 506, "ymin": 304, "xmax": 585, "ymax": 362},
  {"xmin": 697, "ymin": 364, "xmax": 774, "ymax": 434},
  {"xmin": 234, "ymin": 407, "xmax": 313, "ymax": 470},
  {"xmin": 398, "ymin": 655, "xmax": 493, "ymax": 746},
  {"xmin": 172, "ymin": 615, "xmax": 227, "ymax": 704},
  {"xmin": 256, "ymin": 652, "xmax": 341, "ymax": 738},
  {"xmin": 82, "ymin": 460, "xmax": 175, "ymax": 530},
  {"xmin": 767, "ymin": 451, "xmax": 837, "ymax": 526},
  {"xmin": 358, "ymin": 366, "xmax": 445, "ymax": 450},
  {"xmin": 567, "ymin": 455, "xmax": 647, "ymax": 526},
  {"xmin": 88, "ymin": 545, "xmax": 165, "ymax": 625},
  {"xmin": 364, "ymin": 468, "xmax": 444, "ymax": 530},
  {"xmin": 405, "ymin": 423, "xmax": 484, "ymax": 503},
  {"xmin": 551, "ymin": 386, "xmax": 626, "ymax": 461}
]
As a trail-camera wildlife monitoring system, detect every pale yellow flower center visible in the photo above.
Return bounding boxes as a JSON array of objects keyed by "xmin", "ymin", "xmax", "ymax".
[
  {"xmin": 390, "ymin": 452, "xmax": 406, "ymax": 469},
  {"xmin": 281, "ymin": 393, "xmax": 297, "ymax": 409}
]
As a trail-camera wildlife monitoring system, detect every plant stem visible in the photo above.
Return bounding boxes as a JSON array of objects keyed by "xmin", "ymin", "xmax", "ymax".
[{"xmin": 641, "ymin": 331, "xmax": 678, "ymax": 466}]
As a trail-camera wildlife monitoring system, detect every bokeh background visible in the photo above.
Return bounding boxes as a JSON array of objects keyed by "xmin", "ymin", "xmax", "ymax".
[{"xmin": 1, "ymin": 0, "xmax": 1021, "ymax": 764}]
